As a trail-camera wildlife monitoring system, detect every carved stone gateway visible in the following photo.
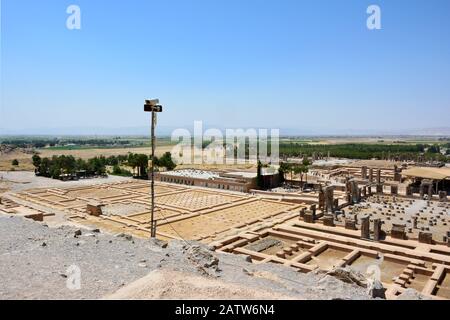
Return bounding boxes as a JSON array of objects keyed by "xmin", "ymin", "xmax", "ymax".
[
  {"xmin": 420, "ymin": 180, "xmax": 433, "ymax": 200},
  {"xmin": 373, "ymin": 218, "xmax": 382, "ymax": 241},
  {"xmin": 324, "ymin": 186, "xmax": 334, "ymax": 213},
  {"xmin": 406, "ymin": 185, "xmax": 413, "ymax": 196},
  {"xmin": 346, "ymin": 180, "xmax": 360, "ymax": 204},
  {"xmin": 361, "ymin": 216, "xmax": 370, "ymax": 239}
]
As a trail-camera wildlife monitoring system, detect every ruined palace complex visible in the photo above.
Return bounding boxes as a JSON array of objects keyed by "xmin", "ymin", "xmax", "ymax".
[{"xmin": 1, "ymin": 159, "xmax": 449, "ymax": 299}]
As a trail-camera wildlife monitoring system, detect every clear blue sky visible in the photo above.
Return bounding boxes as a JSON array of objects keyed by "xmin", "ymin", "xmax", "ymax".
[{"xmin": 1, "ymin": 0, "xmax": 450, "ymax": 134}]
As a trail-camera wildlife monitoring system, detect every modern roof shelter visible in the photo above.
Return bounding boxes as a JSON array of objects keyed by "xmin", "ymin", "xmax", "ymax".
[{"xmin": 401, "ymin": 167, "xmax": 450, "ymax": 181}]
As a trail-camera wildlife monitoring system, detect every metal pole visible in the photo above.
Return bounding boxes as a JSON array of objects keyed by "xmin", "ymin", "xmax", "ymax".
[{"xmin": 150, "ymin": 110, "xmax": 156, "ymax": 238}]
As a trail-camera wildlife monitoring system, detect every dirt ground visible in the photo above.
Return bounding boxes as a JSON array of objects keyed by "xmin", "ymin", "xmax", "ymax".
[
  {"xmin": 0, "ymin": 171, "xmax": 133, "ymax": 196},
  {"xmin": 0, "ymin": 145, "xmax": 258, "ymax": 172},
  {"xmin": 0, "ymin": 146, "xmax": 176, "ymax": 172},
  {"xmin": 0, "ymin": 215, "xmax": 373, "ymax": 300}
]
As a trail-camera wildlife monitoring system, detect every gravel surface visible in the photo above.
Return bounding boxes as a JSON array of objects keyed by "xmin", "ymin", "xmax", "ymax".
[
  {"xmin": 0, "ymin": 216, "xmax": 163, "ymax": 299},
  {"xmin": 159, "ymin": 242, "xmax": 373, "ymax": 300},
  {"xmin": 0, "ymin": 215, "xmax": 373, "ymax": 300}
]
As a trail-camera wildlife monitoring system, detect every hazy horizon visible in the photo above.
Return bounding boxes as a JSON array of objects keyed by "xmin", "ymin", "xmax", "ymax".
[{"xmin": 1, "ymin": 124, "xmax": 450, "ymax": 137}]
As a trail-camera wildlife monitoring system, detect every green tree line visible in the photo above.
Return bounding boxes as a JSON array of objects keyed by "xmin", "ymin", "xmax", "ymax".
[
  {"xmin": 279, "ymin": 143, "xmax": 448, "ymax": 162},
  {"xmin": 31, "ymin": 152, "xmax": 176, "ymax": 180}
]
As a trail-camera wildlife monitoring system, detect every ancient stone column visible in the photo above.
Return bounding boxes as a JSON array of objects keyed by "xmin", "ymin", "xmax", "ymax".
[
  {"xmin": 373, "ymin": 218, "xmax": 382, "ymax": 241},
  {"xmin": 394, "ymin": 165, "xmax": 402, "ymax": 182},
  {"xmin": 369, "ymin": 168, "xmax": 373, "ymax": 182},
  {"xmin": 349, "ymin": 181, "xmax": 359, "ymax": 203},
  {"xmin": 361, "ymin": 166, "xmax": 367, "ymax": 180},
  {"xmin": 376, "ymin": 184, "xmax": 383, "ymax": 194},
  {"xmin": 376, "ymin": 169, "xmax": 381, "ymax": 184},
  {"xmin": 368, "ymin": 186, "xmax": 372, "ymax": 196},
  {"xmin": 406, "ymin": 185, "xmax": 413, "ymax": 196},
  {"xmin": 420, "ymin": 184, "xmax": 425, "ymax": 199},
  {"xmin": 391, "ymin": 185, "xmax": 398, "ymax": 195},
  {"xmin": 345, "ymin": 180, "xmax": 351, "ymax": 194},
  {"xmin": 439, "ymin": 191, "xmax": 448, "ymax": 202},
  {"xmin": 299, "ymin": 207, "xmax": 306, "ymax": 219},
  {"xmin": 361, "ymin": 216, "xmax": 370, "ymax": 239},
  {"xmin": 428, "ymin": 184, "xmax": 433, "ymax": 200},
  {"xmin": 333, "ymin": 199, "xmax": 339, "ymax": 211},
  {"xmin": 413, "ymin": 216, "xmax": 418, "ymax": 229},
  {"xmin": 318, "ymin": 188, "xmax": 325, "ymax": 210},
  {"xmin": 310, "ymin": 204, "xmax": 316, "ymax": 220},
  {"xmin": 346, "ymin": 193, "xmax": 352, "ymax": 204},
  {"xmin": 325, "ymin": 187, "xmax": 334, "ymax": 213}
]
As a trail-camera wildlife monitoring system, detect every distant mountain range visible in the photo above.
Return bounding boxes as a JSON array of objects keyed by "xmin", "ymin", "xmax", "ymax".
[{"xmin": 1, "ymin": 126, "xmax": 450, "ymax": 137}]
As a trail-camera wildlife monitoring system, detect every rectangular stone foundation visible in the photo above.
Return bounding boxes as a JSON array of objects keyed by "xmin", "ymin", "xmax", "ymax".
[
  {"xmin": 391, "ymin": 224, "xmax": 406, "ymax": 240},
  {"xmin": 345, "ymin": 219, "xmax": 357, "ymax": 230},
  {"xmin": 323, "ymin": 215, "xmax": 335, "ymax": 227},
  {"xmin": 419, "ymin": 232, "xmax": 433, "ymax": 244}
]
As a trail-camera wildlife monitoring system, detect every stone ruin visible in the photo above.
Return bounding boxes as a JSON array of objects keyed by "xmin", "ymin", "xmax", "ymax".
[
  {"xmin": 439, "ymin": 191, "xmax": 447, "ymax": 202},
  {"xmin": 319, "ymin": 185, "xmax": 335, "ymax": 213},
  {"xmin": 419, "ymin": 231, "xmax": 433, "ymax": 244},
  {"xmin": 420, "ymin": 180, "xmax": 434, "ymax": 200},
  {"xmin": 391, "ymin": 224, "xmax": 407, "ymax": 240},
  {"xmin": 86, "ymin": 202, "xmax": 104, "ymax": 217},
  {"xmin": 346, "ymin": 180, "xmax": 360, "ymax": 204},
  {"xmin": 391, "ymin": 185, "xmax": 398, "ymax": 195},
  {"xmin": 393, "ymin": 165, "xmax": 402, "ymax": 182}
]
